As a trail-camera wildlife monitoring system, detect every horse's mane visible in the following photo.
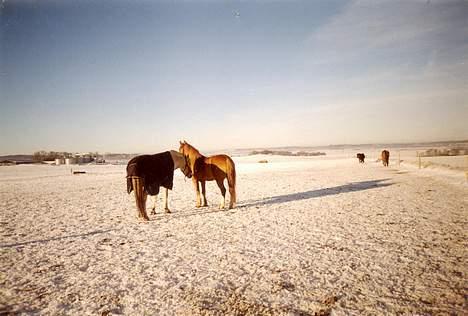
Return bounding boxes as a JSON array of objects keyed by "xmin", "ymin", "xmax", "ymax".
[{"xmin": 184, "ymin": 142, "xmax": 204, "ymax": 158}]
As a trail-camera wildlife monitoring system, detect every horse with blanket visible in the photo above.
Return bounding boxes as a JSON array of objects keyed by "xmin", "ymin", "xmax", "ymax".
[
  {"xmin": 356, "ymin": 153, "xmax": 365, "ymax": 163},
  {"xmin": 126, "ymin": 150, "xmax": 192, "ymax": 221}
]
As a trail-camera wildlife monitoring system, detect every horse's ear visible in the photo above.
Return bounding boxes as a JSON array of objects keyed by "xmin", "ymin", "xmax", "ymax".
[
  {"xmin": 183, "ymin": 140, "xmax": 187, "ymax": 144},
  {"xmin": 179, "ymin": 141, "xmax": 183, "ymax": 145}
]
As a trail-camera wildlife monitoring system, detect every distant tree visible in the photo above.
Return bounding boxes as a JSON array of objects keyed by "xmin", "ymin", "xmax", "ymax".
[{"xmin": 32, "ymin": 150, "xmax": 73, "ymax": 161}]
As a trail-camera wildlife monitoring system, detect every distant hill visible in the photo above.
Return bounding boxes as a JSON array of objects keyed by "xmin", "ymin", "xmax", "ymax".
[
  {"xmin": 324, "ymin": 140, "xmax": 468, "ymax": 150},
  {"xmin": 2, "ymin": 140, "xmax": 466, "ymax": 161},
  {"xmin": 248, "ymin": 149, "xmax": 326, "ymax": 157},
  {"xmin": 0, "ymin": 155, "xmax": 34, "ymax": 163}
]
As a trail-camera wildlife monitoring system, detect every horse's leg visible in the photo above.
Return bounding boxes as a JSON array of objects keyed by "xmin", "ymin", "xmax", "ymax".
[
  {"xmin": 227, "ymin": 178, "xmax": 236, "ymax": 209},
  {"xmin": 228, "ymin": 186, "xmax": 235, "ymax": 209},
  {"xmin": 150, "ymin": 194, "xmax": 158, "ymax": 215},
  {"xmin": 164, "ymin": 188, "xmax": 171, "ymax": 213},
  {"xmin": 132, "ymin": 177, "xmax": 146, "ymax": 219},
  {"xmin": 201, "ymin": 181, "xmax": 208, "ymax": 207},
  {"xmin": 216, "ymin": 178, "xmax": 226, "ymax": 209},
  {"xmin": 141, "ymin": 190, "xmax": 149, "ymax": 220},
  {"xmin": 193, "ymin": 178, "xmax": 201, "ymax": 208},
  {"xmin": 226, "ymin": 159, "xmax": 236, "ymax": 209}
]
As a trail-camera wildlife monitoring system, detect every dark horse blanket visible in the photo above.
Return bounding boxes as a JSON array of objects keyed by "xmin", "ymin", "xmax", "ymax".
[{"xmin": 126, "ymin": 151, "xmax": 174, "ymax": 195}]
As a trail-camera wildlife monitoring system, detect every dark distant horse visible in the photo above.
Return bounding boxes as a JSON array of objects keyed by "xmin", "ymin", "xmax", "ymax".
[
  {"xmin": 381, "ymin": 150, "xmax": 390, "ymax": 167},
  {"xmin": 357, "ymin": 153, "xmax": 365, "ymax": 163},
  {"xmin": 179, "ymin": 141, "xmax": 236, "ymax": 209},
  {"xmin": 126, "ymin": 150, "xmax": 192, "ymax": 221}
]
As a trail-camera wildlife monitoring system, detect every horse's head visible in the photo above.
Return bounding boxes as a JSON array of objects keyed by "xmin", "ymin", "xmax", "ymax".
[
  {"xmin": 179, "ymin": 141, "xmax": 193, "ymax": 178},
  {"xmin": 180, "ymin": 152, "xmax": 192, "ymax": 179},
  {"xmin": 179, "ymin": 140, "xmax": 202, "ymax": 165},
  {"xmin": 179, "ymin": 140, "xmax": 196, "ymax": 158}
]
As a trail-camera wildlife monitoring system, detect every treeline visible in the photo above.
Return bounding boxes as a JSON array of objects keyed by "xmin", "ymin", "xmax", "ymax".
[
  {"xmin": 249, "ymin": 150, "xmax": 326, "ymax": 156},
  {"xmin": 103, "ymin": 153, "xmax": 136, "ymax": 160},
  {"xmin": 33, "ymin": 151, "xmax": 73, "ymax": 161},
  {"xmin": 420, "ymin": 148, "xmax": 468, "ymax": 157},
  {"xmin": 32, "ymin": 151, "xmax": 99, "ymax": 161}
]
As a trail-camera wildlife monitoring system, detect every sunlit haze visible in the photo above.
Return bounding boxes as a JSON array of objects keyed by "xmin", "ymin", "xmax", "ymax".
[{"xmin": 1, "ymin": 0, "xmax": 467, "ymax": 155}]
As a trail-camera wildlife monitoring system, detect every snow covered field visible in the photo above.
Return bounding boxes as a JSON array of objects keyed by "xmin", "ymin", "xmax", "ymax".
[{"xmin": 1, "ymin": 155, "xmax": 466, "ymax": 315}]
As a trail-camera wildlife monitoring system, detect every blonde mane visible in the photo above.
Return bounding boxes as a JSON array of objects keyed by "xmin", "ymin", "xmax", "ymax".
[{"xmin": 181, "ymin": 141, "xmax": 203, "ymax": 158}]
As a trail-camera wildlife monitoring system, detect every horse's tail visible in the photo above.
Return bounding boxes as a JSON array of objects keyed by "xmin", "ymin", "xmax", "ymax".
[
  {"xmin": 130, "ymin": 176, "xmax": 149, "ymax": 220},
  {"xmin": 226, "ymin": 156, "xmax": 236, "ymax": 207},
  {"xmin": 127, "ymin": 176, "xmax": 133, "ymax": 194}
]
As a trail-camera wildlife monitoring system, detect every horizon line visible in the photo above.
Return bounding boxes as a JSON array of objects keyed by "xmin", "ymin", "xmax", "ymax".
[{"xmin": 2, "ymin": 139, "xmax": 467, "ymax": 157}]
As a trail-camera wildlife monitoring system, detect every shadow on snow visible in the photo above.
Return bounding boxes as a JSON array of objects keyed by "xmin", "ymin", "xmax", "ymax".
[
  {"xmin": 161, "ymin": 178, "xmax": 393, "ymax": 219},
  {"xmin": 238, "ymin": 178, "xmax": 393, "ymax": 208},
  {"xmin": 0, "ymin": 229, "xmax": 114, "ymax": 248}
]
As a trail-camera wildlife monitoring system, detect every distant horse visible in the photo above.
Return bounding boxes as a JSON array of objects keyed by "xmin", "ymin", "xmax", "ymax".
[
  {"xmin": 381, "ymin": 150, "xmax": 390, "ymax": 167},
  {"xmin": 126, "ymin": 150, "xmax": 192, "ymax": 221},
  {"xmin": 179, "ymin": 141, "xmax": 236, "ymax": 209},
  {"xmin": 357, "ymin": 153, "xmax": 365, "ymax": 163}
]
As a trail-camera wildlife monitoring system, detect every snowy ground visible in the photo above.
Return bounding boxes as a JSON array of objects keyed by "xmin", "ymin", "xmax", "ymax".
[{"xmin": 1, "ymin": 155, "xmax": 466, "ymax": 315}]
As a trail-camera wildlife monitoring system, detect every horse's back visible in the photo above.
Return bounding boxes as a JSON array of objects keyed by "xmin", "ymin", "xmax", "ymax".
[
  {"xmin": 195, "ymin": 154, "xmax": 234, "ymax": 181},
  {"xmin": 126, "ymin": 152, "xmax": 174, "ymax": 195},
  {"xmin": 207, "ymin": 154, "xmax": 232, "ymax": 165}
]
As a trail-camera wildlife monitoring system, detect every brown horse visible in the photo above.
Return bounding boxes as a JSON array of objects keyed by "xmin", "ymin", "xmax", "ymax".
[
  {"xmin": 381, "ymin": 150, "xmax": 390, "ymax": 167},
  {"xmin": 179, "ymin": 141, "xmax": 236, "ymax": 209}
]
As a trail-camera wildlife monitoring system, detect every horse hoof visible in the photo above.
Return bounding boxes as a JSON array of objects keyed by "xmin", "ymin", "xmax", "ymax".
[
  {"xmin": 165, "ymin": 208, "xmax": 171, "ymax": 213},
  {"xmin": 150, "ymin": 210, "xmax": 156, "ymax": 215}
]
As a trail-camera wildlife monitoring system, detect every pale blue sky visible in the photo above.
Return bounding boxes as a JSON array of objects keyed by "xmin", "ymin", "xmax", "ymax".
[{"xmin": 1, "ymin": 0, "xmax": 467, "ymax": 154}]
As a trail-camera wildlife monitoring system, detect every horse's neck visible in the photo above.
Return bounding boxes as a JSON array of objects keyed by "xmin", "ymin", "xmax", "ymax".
[
  {"xmin": 184, "ymin": 146, "xmax": 201, "ymax": 159},
  {"xmin": 191, "ymin": 152, "xmax": 204, "ymax": 162},
  {"xmin": 169, "ymin": 150, "xmax": 183, "ymax": 170},
  {"xmin": 187, "ymin": 151, "xmax": 204, "ymax": 171}
]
